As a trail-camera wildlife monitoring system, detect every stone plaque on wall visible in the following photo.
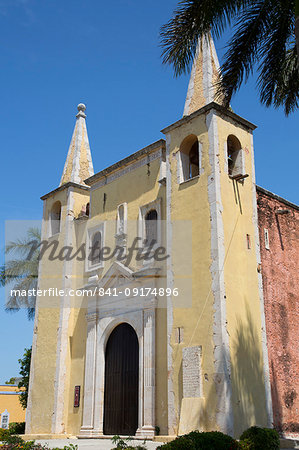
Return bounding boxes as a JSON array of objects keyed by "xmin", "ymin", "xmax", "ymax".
[{"xmin": 182, "ymin": 346, "xmax": 202, "ymax": 398}]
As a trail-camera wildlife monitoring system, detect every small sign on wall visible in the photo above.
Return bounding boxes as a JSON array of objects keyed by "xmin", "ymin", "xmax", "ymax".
[
  {"xmin": 1, "ymin": 409, "xmax": 10, "ymax": 429},
  {"xmin": 74, "ymin": 386, "xmax": 80, "ymax": 407}
]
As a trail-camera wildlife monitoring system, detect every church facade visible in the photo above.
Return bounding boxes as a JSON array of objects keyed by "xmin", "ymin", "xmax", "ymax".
[{"xmin": 25, "ymin": 35, "xmax": 275, "ymax": 439}]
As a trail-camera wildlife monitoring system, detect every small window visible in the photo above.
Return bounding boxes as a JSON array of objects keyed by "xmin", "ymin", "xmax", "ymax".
[
  {"xmin": 90, "ymin": 232, "xmax": 102, "ymax": 266},
  {"xmin": 189, "ymin": 142, "xmax": 200, "ymax": 179},
  {"xmin": 145, "ymin": 209, "xmax": 158, "ymax": 246},
  {"xmin": 139, "ymin": 199, "xmax": 161, "ymax": 254},
  {"xmin": 246, "ymin": 234, "xmax": 251, "ymax": 250},
  {"xmin": 86, "ymin": 224, "xmax": 105, "ymax": 272},
  {"xmin": 264, "ymin": 228, "xmax": 270, "ymax": 250},
  {"xmin": 179, "ymin": 135, "xmax": 200, "ymax": 182},
  {"xmin": 116, "ymin": 203, "xmax": 127, "ymax": 236},
  {"xmin": 227, "ymin": 135, "xmax": 244, "ymax": 177},
  {"xmin": 50, "ymin": 201, "xmax": 61, "ymax": 236},
  {"xmin": 176, "ymin": 327, "xmax": 184, "ymax": 344},
  {"xmin": 118, "ymin": 205, "xmax": 124, "ymax": 233}
]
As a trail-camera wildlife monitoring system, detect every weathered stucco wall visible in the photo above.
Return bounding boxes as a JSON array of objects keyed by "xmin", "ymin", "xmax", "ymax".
[
  {"xmin": 166, "ymin": 113, "xmax": 217, "ymax": 435},
  {"xmin": 218, "ymin": 116, "xmax": 269, "ymax": 437},
  {"xmin": 257, "ymin": 187, "xmax": 299, "ymax": 436}
]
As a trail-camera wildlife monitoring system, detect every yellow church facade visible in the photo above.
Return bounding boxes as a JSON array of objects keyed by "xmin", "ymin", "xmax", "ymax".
[{"xmin": 26, "ymin": 35, "xmax": 272, "ymax": 439}]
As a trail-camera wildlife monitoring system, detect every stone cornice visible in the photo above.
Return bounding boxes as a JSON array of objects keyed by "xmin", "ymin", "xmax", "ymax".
[
  {"xmin": 161, "ymin": 102, "xmax": 257, "ymax": 134},
  {"xmin": 40, "ymin": 182, "xmax": 89, "ymax": 201},
  {"xmin": 84, "ymin": 139, "xmax": 166, "ymax": 186}
]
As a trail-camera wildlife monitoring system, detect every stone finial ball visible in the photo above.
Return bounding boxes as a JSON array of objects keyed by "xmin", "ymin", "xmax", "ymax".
[{"xmin": 77, "ymin": 103, "xmax": 86, "ymax": 112}]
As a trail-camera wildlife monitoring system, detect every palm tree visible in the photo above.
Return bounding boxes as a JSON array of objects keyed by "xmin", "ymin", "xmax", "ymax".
[
  {"xmin": 160, "ymin": 1, "xmax": 299, "ymax": 115},
  {"xmin": 0, "ymin": 227, "xmax": 41, "ymax": 320}
]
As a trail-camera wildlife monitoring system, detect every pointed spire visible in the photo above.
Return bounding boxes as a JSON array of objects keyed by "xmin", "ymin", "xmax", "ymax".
[
  {"xmin": 183, "ymin": 34, "xmax": 224, "ymax": 116},
  {"xmin": 60, "ymin": 103, "xmax": 94, "ymax": 187}
]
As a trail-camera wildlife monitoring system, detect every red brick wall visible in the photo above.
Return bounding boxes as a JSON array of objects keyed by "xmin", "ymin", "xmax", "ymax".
[{"xmin": 257, "ymin": 187, "xmax": 299, "ymax": 436}]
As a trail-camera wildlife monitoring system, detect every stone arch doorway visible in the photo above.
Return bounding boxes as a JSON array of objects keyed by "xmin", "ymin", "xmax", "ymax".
[{"xmin": 103, "ymin": 323, "xmax": 139, "ymax": 435}]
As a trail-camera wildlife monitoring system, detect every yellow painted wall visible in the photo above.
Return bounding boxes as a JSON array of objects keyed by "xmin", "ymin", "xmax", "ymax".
[
  {"xmin": 217, "ymin": 115, "xmax": 268, "ymax": 436},
  {"xmin": 0, "ymin": 386, "xmax": 25, "ymax": 424},
  {"xmin": 166, "ymin": 114, "xmax": 218, "ymax": 434},
  {"xmin": 29, "ymin": 189, "xmax": 67, "ymax": 433},
  {"xmin": 29, "ymin": 187, "xmax": 90, "ymax": 434}
]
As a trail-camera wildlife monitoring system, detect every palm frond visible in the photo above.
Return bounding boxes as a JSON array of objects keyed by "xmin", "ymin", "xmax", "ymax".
[
  {"xmin": 2, "ymin": 227, "xmax": 41, "ymax": 320},
  {"xmin": 160, "ymin": 0, "xmax": 251, "ymax": 76},
  {"xmin": 267, "ymin": 45, "xmax": 299, "ymax": 115},
  {"xmin": 5, "ymin": 227, "xmax": 41, "ymax": 259},
  {"xmin": 27, "ymin": 227, "xmax": 41, "ymax": 242},
  {"xmin": 3, "ymin": 259, "xmax": 38, "ymax": 280},
  {"xmin": 5, "ymin": 275, "xmax": 37, "ymax": 320},
  {"xmin": 217, "ymin": 0, "xmax": 273, "ymax": 105},
  {"xmin": 257, "ymin": 1, "xmax": 297, "ymax": 114}
]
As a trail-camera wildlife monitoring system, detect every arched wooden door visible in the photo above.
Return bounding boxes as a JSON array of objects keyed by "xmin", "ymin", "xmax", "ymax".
[{"xmin": 103, "ymin": 323, "xmax": 139, "ymax": 435}]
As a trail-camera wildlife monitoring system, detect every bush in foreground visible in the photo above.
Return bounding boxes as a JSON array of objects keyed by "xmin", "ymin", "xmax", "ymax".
[
  {"xmin": 157, "ymin": 430, "xmax": 239, "ymax": 449},
  {"xmin": 0, "ymin": 431, "xmax": 78, "ymax": 450},
  {"xmin": 239, "ymin": 426, "xmax": 280, "ymax": 450},
  {"xmin": 157, "ymin": 426, "xmax": 279, "ymax": 449},
  {"xmin": 8, "ymin": 423, "xmax": 25, "ymax": 436},
  {"xmin": 111, "ymin": 435, "xmax": 147, "ymax": 449}
]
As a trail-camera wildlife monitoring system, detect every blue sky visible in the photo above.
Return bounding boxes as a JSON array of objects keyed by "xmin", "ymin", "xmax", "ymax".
[{"xmin": 0, "ymin": 0, "xmax": 298, "ymax": 383}]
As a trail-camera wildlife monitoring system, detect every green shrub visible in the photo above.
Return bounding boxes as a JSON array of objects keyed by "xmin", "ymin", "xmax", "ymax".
[
  {"xmin": 0, "ymin": 433, "xmax": 78, "ymax": 450},
  {"xmin": 157, "ymin": 430, "xmax": 239, "ymax": 449},
  {"xmin": 239, "ymin": 426, "xmax": 279, "ymax": 450},
  {"xmin": 0, "ymin": 432, "xmax": 24, "ymax": 445},
  {"xmin": 0, "ymin": 428, "xmax": 11, "ymax": 441},
  {"xmin": 8, "ymin": 422, "xmax": 26, "ymax": 435},
  {"xmin": 157, "ymin": 435, "xmax": 196, "ymax": 449},
  {"xmin": 237, "ymin": 440, "xmax": 253, "ymax": 450},
  {"xmin": 0, "ymin": 442, "xmax": 43, "ymax": 450},
  {"xmin": 111, "ymin": 435, "xmax": 147, "ymax": 450},
  {"xmin": 52, "ymin": 445, "xmax": 78, "ymax": 450}
]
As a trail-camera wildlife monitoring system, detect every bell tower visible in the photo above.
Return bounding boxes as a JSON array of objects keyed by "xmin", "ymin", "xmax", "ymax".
[
  {"xmin": 26, "ymin": 104, "xmax": 94, "ymax": 435},
  {"xmin": 162, "ymin": 35, "xmax": 272, "ymax": 437}
]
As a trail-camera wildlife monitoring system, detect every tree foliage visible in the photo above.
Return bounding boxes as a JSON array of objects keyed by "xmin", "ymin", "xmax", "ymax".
[
  {"xmin": 0, "ymin": 227, "xmax": 41, "ymax": 320},
  {"xmin": 18, "ymin": 347, "xmax": 32, "ymax": 410},
  {"xmin": 5, "ymin": 377, "xmax": 16, "ymax": 385},
  {"xmin": 160, "ymin": 0, "xmax": 299, "ymax": 115}
]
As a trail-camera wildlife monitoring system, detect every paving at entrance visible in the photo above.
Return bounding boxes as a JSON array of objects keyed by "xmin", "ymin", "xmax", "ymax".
[
  {"xmin": 33, "ymin": 438, "xmax": 297, "ymax": 450},
  {"xmin": 34, "ymin": 439, "xmax": 162, "ymax": 449}
]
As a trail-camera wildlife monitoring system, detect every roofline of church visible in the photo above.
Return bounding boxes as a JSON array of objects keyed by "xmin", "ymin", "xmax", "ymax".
[
  {"xmin": 161, "ymin": 102, "xmax": 257, "ymax": 134},
  {"xmin": 84, "ymin": 139, "xmax": 166, "ymax": 186},
  {"xmin": 41, "ymin": 181, "xmax": 89, "ymax": 201},
  {"xmin": 256, "ymin": 185, "xmax": 299, "ymax": 211}
]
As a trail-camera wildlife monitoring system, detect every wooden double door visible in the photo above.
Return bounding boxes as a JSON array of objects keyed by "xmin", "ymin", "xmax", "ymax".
[{"xmin": 103, "ymin": 323, "xmax": 139, "ymax": 435}]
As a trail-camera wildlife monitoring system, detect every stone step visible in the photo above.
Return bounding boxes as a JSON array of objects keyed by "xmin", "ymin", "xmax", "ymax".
[{"xmin": 280, "ymin": 438, "xmax": 299, "ymax": 449}]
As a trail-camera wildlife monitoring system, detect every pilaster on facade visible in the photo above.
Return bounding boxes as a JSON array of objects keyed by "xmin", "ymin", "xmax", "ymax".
[{"xmin": 52, "ymin": 186, "xmax": 75, "ymax": 435}]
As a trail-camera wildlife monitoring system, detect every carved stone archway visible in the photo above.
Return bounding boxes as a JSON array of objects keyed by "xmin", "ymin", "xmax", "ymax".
[{"xmin": 79, "ymin": 262, "xmax": 158, "ymax": 438}]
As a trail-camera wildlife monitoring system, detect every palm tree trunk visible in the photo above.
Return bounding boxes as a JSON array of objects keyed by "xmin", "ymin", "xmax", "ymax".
[{"xmin": 295, "ymin": 0, "xmax": 299, "ymax": 67}]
